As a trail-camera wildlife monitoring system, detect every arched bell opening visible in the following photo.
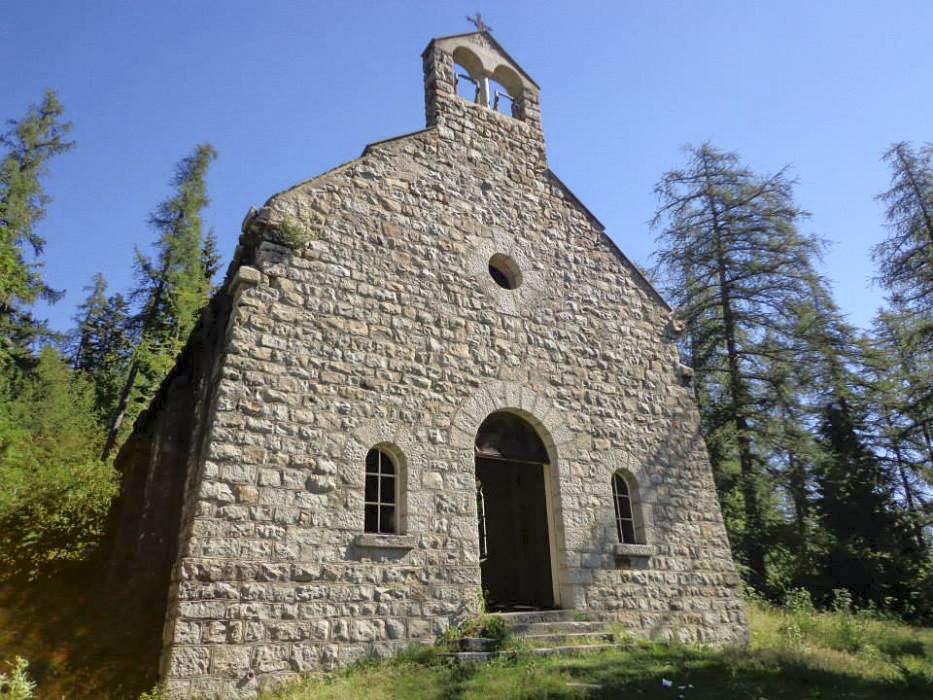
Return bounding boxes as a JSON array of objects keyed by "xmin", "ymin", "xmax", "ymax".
[
  {"xmin": 489, "ymin": 64, "xmax": 524, "ymax": 118},
  {"xmin": 474, "ymin": 411, "xmax": 558, "ymax": 611},
  {"xmin": 452, "ymin": 46, "xmax": 486, "ymax": 105}
]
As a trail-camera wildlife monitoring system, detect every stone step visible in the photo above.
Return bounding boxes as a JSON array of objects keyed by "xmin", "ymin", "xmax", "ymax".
[
  {"xmin": 506, "ymin": 620, "xmax": 610, "ymax": 636},
  {"xmin": 459, "ymin": 631, "xmax": 613, "ymax": 653},
  {"xmin": 459, "ymin": 637, "xmax": 495, "ymax": 652},
  {"xmin": 491, "ymin": 609, "xmax": 599, "ymax": 625},
  {"xmin": 442, "ymin": 610, "xmax": 619, "ymax": 663},
  {"xmin": 527, "ymin": 643, "xmax": 618, "ymax": 657},
  {"xmin": 442, "ymin": 643, "xmax": 618, "ymax": 664},
  {"xmin": 522, "ymin": 632, "xmax": 616, "ymax": 646}
]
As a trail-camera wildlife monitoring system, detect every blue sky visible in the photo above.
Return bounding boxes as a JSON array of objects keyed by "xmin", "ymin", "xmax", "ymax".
[{"xmin": 2, "ymin": 1, "xmax": 930, "ymax": 334}]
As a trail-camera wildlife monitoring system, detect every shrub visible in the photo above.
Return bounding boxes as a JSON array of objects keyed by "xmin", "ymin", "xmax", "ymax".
[
  {"xmin": 458, "ymin": 614, "xmax": 511, "ymax": 649},
  {"xmin": 0, "ymin": 348, "xmax": 117, "ymax": 579},
  {"xmin": 784, "ymin": 587, "xmax": 816, "ymax": 614},
  {"xmin": 0, "ymin": 657, "xmax": 35, "ymax": 700},
  {"xmin": 267, "ymin": 219, "xmax": 314, "ymax": 250}
]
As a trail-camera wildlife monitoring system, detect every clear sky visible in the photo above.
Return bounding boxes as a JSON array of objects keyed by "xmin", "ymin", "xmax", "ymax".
[{"xmin": 2, "ymin": 1, "xmax": 931, "ymax": 335}]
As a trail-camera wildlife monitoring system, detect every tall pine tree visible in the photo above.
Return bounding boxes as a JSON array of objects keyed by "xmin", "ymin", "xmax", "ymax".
[
  {"xmin": 815, "ymin": 391, "xmax": 927, "ymax": 617},
  {"xmin": 0, "ymin": 90, "xmax": 73, "ymax": 370},
  {"xmin": 652, "ymin": 144, "xmax": 829, "ymax": 592},
  {"xmin": 874, "ymin": 142, "xmax": 933, "ymax": 335},
  {"xmin": 872, "ymin": 143, "xmax": 932, "ymax": 478},
  {"xmin": 72, "ymin": 272, "xmax": 134, "ymax": 420},
  {"xmin": 102, "ymin": 144, "xmax": 218, "ymax": 459}
]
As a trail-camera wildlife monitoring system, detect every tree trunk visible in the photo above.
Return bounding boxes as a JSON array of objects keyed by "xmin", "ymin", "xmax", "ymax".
[
  {"xmin": 702, "ymin": 155, "xmax": 767, "ymax": 591},
  {"xmin": 101, "ymin": 273, "xmax": 167, "ymax": 460},
  {"xmin": 786, "ymin": 451, "xmax": 809, "ymax": 549},
  {"xmin": 101, "ymin": 359, "xmax": 138, "ymax": 460}
]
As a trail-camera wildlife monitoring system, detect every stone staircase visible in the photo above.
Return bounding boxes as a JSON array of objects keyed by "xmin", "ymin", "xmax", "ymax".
[{"xmin": 449, "ymin": 609, "xmax": 619, "ymax": 662}]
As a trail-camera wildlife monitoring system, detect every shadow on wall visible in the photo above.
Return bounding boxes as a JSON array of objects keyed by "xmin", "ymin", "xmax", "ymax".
[{"xmin": 577, "ymin": 417, "xmax": 744, "ymax": 643}]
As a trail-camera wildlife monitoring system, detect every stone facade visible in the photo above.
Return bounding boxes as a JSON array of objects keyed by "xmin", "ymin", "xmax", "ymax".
[{"xmin": 108, "ymin": 30, "xmax": 747, "ymax": 699}]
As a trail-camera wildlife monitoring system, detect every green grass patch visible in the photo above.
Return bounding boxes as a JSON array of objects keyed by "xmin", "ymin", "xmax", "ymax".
[{"xmin": 264, "ymin": 602, "xmax": 933, "ymax": 700}]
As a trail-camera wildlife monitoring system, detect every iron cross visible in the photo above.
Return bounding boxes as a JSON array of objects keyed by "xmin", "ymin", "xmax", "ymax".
[{"xmin": 467, "ymin": 12, "xmax": 492, "ymax": 33}]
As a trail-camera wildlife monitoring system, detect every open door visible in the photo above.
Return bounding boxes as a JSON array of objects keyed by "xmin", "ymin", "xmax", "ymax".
[{"xmin": 475, "ymin": 412, "xmax": 554, "ymax": 610}]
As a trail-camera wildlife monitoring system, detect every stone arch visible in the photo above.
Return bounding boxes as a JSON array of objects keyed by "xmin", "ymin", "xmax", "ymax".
[
  {"xmin": 491, "ymin": 64, "xmax": 524, "ymax": 100},
  {"xmin": 451, "ymin": 45, "xmax": 485, "ymax": 82},
  {"xmin": 452, "ymin": 46, "xmax": 485, "ymax": 104},
  {"xmin": 452, "ymin": 380, "xmax": 575, "ymax": 607},
  {"xmin": 489, "ymin": 64, "xmax": 524, "ymax": 117},
  {"xmin": 450, "ymin": 380, "xmax": 574, "ymax": 458}
]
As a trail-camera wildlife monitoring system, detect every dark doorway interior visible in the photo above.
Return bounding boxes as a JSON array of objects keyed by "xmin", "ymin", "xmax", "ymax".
[{"xmin": 475, "ymin": 412, "xmax": 554, "ymax": 611}]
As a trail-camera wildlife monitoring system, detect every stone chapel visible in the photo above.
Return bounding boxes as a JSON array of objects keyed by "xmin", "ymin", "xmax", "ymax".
[{"xmin": 107, "ymin": 29, "xmax": 747, "ymax": 698}]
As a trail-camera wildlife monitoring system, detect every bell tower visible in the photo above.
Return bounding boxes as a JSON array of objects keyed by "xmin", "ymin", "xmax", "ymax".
[{"xmin": 421, "ymin": 30, "xmax": 543, "ymax": 135}]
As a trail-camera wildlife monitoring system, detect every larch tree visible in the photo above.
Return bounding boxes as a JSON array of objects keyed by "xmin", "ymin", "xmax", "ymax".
[
  {"xmin": 815, "ymin": 388, "xmax": 928, "ymax": 617},
  {"xmin": 863, "ymin": 311, "xmax": 932, "ymax": 537},
  {"xmin": 874, "ymin": 144, "xmax": 933, "ymax": 444},
  {"xmin": 72, "ymin": 272, "xmax": 134, "ymax": 420},
  {"xmin": 101, "ymin": 144, "xmax": 218, "ymax": 459},
  {"xmin": 0, "ymin": 90, "xmax": 73, "ymax": 371},
  {"xmin": 874, "ymin": 142, "xmax": 933, "ymax": 333},
  {"xmin": 651, "ymin": 143, "xmax": 828, "ymax": 592}
]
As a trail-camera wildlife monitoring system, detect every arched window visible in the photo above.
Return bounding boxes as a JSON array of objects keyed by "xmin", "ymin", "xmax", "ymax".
[
  {"xmin": 364, "ymin": 448, "xmax": 397, "ymax": 534},
  {"xmin": 612, "ymin": 471, "xmax": 637, "ymax": 544}
]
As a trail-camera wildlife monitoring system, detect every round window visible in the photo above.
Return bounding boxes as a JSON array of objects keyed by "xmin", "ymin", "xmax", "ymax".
[{"xmin": 488, "ymin": 253, "xmax": 522, "ymax": 290}]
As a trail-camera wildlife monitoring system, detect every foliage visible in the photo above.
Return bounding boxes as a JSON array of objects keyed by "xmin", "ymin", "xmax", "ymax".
[
  {"xmin": 71, "ymin": 272, "xmax": 134, "ymax": 420},
  {"xmin": 0, "ymin": 90, "xmax": 73, "ymax": 370},
  {"xmin": 0, "ymin": 347, "xmax": 117, "ymax": 579},
  {"xmin": 873, "ymin": 142, "xmax": 933, "ymax": 344},
  {"xmin": 460, "ymin": 615, "xmax": 510, "ymax": 648},
  {"xmin": 651, "ymin": 142, "xmax": 933, "ymax": 617},
  {"xmin": 651, "ymin": 143, "xmax": 829, "ymax": 591},
  {"xmin": 0, "ymin": 657, "xmax": 34, "ymax": 700},
  {"xmin": 268, "ymin": 218, "xmax": 314, "ymax": 250},
  {"xmin": 864, "ymin": 310, "xmax": 933, "ymax": 530},
  {"xmin": 102, "ymin": 144, "xmax": 218, "ymax": 458},
  {"xmin": 814, "ymin": 395, "xmax": 929, "ymax": 617},
  {"xmin": 0, "ymin": 569, "xmax": 163, "ymax": 699},
  {"xmin": 439, "ymin": 614, "xmax": 512, "ymax": 651}
]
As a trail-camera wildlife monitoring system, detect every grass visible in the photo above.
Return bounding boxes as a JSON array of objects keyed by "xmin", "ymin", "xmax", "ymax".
[
  {"xmin": 1, "ymin": 583, "xmax": 931, "ymax": 699},
  {"xmin": 264, "ymin": 602, "xmax": 933, "ymax": 700}
]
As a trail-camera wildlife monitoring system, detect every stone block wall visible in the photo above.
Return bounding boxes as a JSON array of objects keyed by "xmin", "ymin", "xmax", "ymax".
[{"xmin": 107, "ymin": 31, "xmax": 749, "ymax": 699}]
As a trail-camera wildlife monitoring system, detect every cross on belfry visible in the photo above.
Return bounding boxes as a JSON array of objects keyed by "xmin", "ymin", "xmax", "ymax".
[{"xmin": 467, "ymin": 12, "xmax": 492, "ymax": 33}]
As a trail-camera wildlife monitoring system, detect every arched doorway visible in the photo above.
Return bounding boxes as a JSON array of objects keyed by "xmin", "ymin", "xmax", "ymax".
[{"xmin": 475, "ymin": 411, "xmax": 555, "ymax": 610}]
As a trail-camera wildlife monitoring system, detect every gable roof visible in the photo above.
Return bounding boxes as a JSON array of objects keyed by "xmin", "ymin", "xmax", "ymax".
[{"xmin": 546, "ymin": 169, "xmax": 671, "ymax": 312}]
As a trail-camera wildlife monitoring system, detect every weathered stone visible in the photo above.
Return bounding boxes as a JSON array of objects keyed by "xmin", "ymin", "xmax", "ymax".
[{"xmin": 108, "ymin": 28, "xmax": 747, "ymax": 700}]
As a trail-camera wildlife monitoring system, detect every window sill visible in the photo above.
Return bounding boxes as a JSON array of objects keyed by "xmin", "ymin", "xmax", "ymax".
[
  {"xmin": 353, "ymin": 533, "xmax": 417, "ymax": 549},
  {"xmin": 612, "ymin": 543, "xmax": 654, "ymax": 559}
]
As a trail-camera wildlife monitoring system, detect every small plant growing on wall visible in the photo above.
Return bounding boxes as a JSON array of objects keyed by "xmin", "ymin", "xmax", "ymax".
[{"xmin": 266, "ymin": 218, "xmax": 315, "ymax": 250}]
